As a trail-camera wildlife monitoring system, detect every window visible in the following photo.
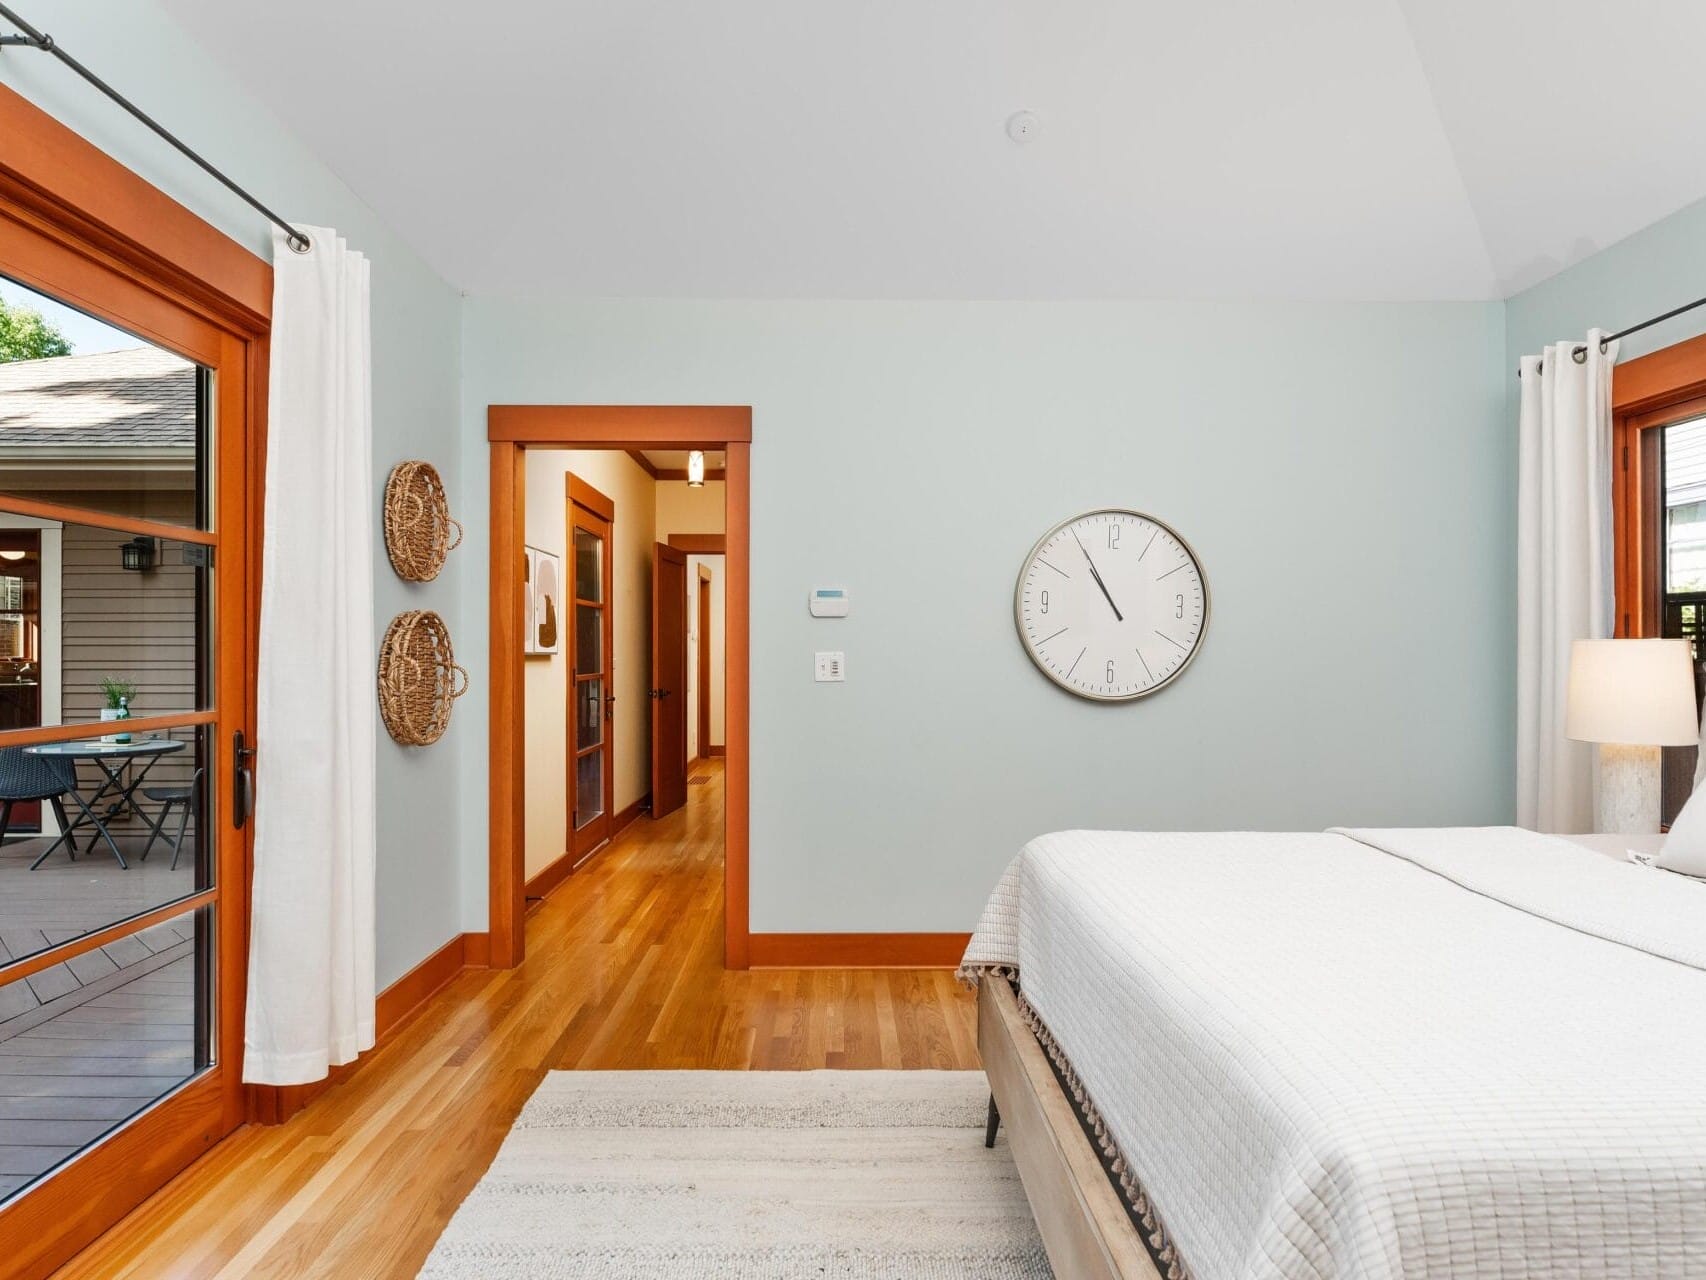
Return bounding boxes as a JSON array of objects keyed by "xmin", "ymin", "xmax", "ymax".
[{"xmin": 1612, "ymin": 339, "xmax": 1706, "ymax": 823}]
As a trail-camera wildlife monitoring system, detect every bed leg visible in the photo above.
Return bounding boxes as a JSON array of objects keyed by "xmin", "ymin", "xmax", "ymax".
[{"xmin": 984, "ymin": 1092, "xmax": 1001, "ymax": 1148}]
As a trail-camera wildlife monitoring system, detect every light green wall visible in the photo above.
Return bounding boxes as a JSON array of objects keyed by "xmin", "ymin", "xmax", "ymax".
[
  {"xmin": 27, "ymin": 0, "xmax": 1692, "ymax": 953},
  {"xmin": 0, "ymin": 2, "xmax": 467, "ymax": 987},
  {"xmin": 458, "ymin": 299, "xmax": 1512, "ymax": 931}
]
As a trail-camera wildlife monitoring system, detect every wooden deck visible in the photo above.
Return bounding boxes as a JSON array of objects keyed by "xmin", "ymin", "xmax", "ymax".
[
  {"xmin": 0, "ymin": 957, "xmax": 194, "ymax": 1199},
  {"xmin": 0, "ymin": 828, "xmax": 196, "ymax": 1029},
  {"xmin": 0, "ymin": 830, "xmax": 198, "ymax": 1200}
]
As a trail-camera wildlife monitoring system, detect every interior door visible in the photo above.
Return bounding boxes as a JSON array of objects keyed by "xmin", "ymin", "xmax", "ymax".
[
  {"xmin": 0, "ymin": 263, "xmax": 253, "ymax": 1277},
  {"xmin": 568, "ymin": 498, "xmax": 614, "ymax": 863},
  {"xmin": 650, "ymin": 543, "xmax": 689, "ymax": 818},
  {"xmin": 697, "ymin": 569, "xmax": 712, "ymax": 762}
]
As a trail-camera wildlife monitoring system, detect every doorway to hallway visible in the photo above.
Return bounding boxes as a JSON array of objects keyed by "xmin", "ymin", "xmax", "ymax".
[{"xmin": 488, "ymin": 408, "xmax": 750, "ymax": 970}]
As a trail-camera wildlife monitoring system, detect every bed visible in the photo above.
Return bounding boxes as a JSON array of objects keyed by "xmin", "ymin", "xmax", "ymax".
[{"xmin": 962, "ymin": 826, "xmax": 1706, "ymax": 1280}]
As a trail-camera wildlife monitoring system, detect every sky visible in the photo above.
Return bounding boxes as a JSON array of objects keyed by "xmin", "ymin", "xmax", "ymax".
[{"xmin": 0, "ymin": 274, "xmax": 147, "ymax": 355}]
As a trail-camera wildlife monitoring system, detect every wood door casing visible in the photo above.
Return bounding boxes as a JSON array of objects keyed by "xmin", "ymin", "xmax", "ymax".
[
  {"xmin": 567, "ymin": 477, "xmax": 614, "ymax": 864},
  {"xmin": 484, "ymin": 415, "xmax": 752, "ymax": 970},
  {"xmin": 651, "ymin": 543, "xmax": 689, "ymax": 818}
]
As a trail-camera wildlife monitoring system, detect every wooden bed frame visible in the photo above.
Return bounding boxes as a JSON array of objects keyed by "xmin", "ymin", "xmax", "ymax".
[{"xmin": 979, "ymin": 976, "xmax": 1162, "ymax": 1280}]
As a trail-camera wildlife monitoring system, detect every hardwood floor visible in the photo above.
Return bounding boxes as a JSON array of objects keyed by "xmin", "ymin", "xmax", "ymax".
[{"xmin": 51, "ymin": 758, "xmax": 979, "ymax": 1278}]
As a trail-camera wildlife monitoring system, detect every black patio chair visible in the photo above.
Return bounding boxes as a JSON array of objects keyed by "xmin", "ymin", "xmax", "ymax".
[
  {"xmin": 140, "ymin": 768, "xmax": 202, "ymax": 871},
  {"xmin": 0, "ymin": 746, "xmax": 79, "ymax": 856}
]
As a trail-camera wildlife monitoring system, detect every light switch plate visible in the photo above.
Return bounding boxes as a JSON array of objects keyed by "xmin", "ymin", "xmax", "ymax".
[{"xmin": 814, "ymin": 651, "xmax": 845, "ymax": 682}]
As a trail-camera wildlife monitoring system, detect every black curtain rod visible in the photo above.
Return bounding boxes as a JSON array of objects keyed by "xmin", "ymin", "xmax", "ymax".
[
  {"xmin": 1525, "ymin": 293, "xmax": 1706, "ymax": 377},
  {"xmin": 0, "ymin": 2, "xmax": 311, "ymax": 253}
]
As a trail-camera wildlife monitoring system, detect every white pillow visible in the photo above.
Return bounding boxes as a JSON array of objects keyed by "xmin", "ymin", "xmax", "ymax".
[{"xmin": 1659, "ymin": 784, "xmax": 1706, "ymax": 876}]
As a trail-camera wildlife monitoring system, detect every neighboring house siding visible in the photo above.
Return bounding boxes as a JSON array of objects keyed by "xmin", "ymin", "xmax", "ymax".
[{"xmin": 51, "ymin": 495, "xmax": 200, "ymax": 829}]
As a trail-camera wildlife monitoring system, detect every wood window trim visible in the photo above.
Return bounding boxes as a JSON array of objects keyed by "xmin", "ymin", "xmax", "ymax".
[
  {"xmin": 0, "ymin": 82, "xmax": 269, "ymax": 1279},
  {"xmin": 488, "ymin": 407, "xmax": 751, "ymax": 969},
  {"xmin": 1612, "ymin": 334, "xmax": 1706, "ymax": 637},
  {"xmin": 0, "ymin": 85, "xmax": 269, "ymax": 336}
]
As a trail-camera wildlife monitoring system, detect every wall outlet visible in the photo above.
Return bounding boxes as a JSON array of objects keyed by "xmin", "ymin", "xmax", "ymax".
[{"xmin": 814, "ymin": 651, "xmax": 845, "ymax": 682}]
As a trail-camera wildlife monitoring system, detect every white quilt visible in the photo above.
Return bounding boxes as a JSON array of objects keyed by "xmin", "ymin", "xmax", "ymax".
[{"xmin": 962, "ymin": 827, "xmax": 1706, "ymax": 1280}]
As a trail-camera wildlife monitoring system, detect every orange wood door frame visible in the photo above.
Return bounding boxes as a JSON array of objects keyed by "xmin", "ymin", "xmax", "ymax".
[
  {"xmin": 0, "ymin": 83, "xmax": 268, "ymax": 1280},
  {"xmin": 668, "ymin": 533, "xmax": 727, "ymax": 554},
  {"xmin": 488, "ymin": 409, "xmax": 752, "ymax": 968},
  {"xmin": 1612, "ymin": 334, "xmax": 1706, "ymax": 637}
]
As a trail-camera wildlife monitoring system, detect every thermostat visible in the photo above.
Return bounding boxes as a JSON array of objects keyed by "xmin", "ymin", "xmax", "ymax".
[{"xmin": 809, "ymin": 587, "xmax": 849, "ymax": 618}]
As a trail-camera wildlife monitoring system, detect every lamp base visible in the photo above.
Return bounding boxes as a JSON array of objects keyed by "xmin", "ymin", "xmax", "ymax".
[{"xmin": 1596, "ymin": 742, "xmax": 1663, "ymax": 835}]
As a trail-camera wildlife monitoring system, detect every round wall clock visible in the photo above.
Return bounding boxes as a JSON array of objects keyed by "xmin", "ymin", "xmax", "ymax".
[{"xmin": 1014, "ymin": 509, "xmax": 1209, "ymax": 701}]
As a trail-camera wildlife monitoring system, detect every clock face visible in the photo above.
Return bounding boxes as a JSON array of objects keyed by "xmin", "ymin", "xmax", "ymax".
[{"xmin": 1014, "ymin": 509, "xmax": 1209, "ymax": 701}]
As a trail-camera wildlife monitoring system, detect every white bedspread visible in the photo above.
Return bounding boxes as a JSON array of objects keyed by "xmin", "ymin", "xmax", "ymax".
[{"xmin": 962, "ymin": 827, "xmax": 1706, "ymax": 1280}]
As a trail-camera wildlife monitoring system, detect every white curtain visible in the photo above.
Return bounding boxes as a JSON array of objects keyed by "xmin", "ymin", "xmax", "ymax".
[
  {"xmin": 244, "ymin": 226, "xmax": 376, "ymax": 1085},
  {"xmin": 1516, "ymin": 329, "xmax": 1617, "ymax": 834}
]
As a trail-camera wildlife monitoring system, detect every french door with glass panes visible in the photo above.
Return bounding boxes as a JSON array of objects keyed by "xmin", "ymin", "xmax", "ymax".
[
  {"xmin": 568, "ymin": 477, "xmax": 615, "ymax": 864},
  {"xmin": 0, "ymin": 221, "xmax": 256, "ymax": 1274}
]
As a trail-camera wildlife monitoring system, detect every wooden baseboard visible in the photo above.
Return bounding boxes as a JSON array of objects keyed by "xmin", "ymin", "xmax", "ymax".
[
  {"xmin": 748, "ymin": 932, "xmax": 970, "ymax": 969},
  {"xmin": 247, "ymin": 930, "xmax": 490, "ymax": 1125},
  {"xmin": 612, "ymin": 794, "xmax": 646, "ymax": 839},
  {"xmin": 524, "ymin": 848, "xmax": 577, "ymax": 902},
  {"xmin": 523, "ymin": 796, "xmax": 649, "ymax": 902}
]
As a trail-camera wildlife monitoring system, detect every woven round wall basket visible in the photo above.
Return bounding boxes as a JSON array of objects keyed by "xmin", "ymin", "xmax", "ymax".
[
  {"xmin": 383, "ymin": 460, "xmax": 462, "ymax": 582},
  {"xmin": 377, "ymin": 610, "xmax": 468, "ymax": 746}
]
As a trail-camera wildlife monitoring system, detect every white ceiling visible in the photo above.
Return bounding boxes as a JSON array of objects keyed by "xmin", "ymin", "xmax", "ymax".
[{"xmin": 157, "ymin": 0, "xmax": 1706, "ymax": 302}]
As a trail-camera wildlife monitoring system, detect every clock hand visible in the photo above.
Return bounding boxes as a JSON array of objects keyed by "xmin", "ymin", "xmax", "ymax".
[{"xmin": 1071, "ymin": 529, "xmax": 1124, "ymax": 622}]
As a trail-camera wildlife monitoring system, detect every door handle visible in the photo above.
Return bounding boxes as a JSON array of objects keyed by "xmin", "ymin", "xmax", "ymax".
[
  {"xmin": 233, "ymin": 729, "xmax": 256, "ymax": 829},
  {"xmin": 648, "ymin": 687, "xmax": 671, "ymax": 700}
]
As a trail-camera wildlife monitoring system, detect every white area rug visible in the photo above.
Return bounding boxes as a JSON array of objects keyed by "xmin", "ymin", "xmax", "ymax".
[{"xmin": 420, "ymin": 1069, "xmax": 1051, "ymax": 1278}]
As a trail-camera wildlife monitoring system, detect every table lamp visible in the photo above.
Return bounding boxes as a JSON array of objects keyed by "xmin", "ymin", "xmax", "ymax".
[{"xmin": 1565, "ymin": 638, "xmax": 1699, "ymax": 833}]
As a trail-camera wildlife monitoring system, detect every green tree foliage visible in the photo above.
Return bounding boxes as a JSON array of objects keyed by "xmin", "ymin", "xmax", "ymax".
[{"xmin": 0, "ymin": 296, "xmax": 72, "ymax": 362}]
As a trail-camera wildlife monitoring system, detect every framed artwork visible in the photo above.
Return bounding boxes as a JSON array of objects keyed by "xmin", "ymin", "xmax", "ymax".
[{"xmin": 524, "ymin": 546, "xmax": 562, "ymax": 656}]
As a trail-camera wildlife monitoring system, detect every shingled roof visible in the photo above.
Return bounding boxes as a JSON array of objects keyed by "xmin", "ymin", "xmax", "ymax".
[{"xmin": 0, "ymin": 347, "xmax": 197, "ymax": 450}]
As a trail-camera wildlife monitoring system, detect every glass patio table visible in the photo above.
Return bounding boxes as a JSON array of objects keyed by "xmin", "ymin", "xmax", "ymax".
[{"xmin": 24, "ymin": 736, "xmax": 188, "ymax": 870}]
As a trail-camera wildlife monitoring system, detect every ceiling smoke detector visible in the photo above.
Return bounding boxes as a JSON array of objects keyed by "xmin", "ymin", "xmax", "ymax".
[{"xmin": 1005, "ymin": 110, "xmax": 1040, "ymax": 144}]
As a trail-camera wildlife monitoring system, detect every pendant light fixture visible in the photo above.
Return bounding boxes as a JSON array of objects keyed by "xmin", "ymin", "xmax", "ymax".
[{"xmin": 686, "ymin": 450, "xmax": 706, "ymax": 488}]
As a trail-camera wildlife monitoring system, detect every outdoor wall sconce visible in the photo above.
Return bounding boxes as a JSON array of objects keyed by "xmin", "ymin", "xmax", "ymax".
[{"xmin": 121, "ymin": 536, "xmax": 157, "ymax": 572}]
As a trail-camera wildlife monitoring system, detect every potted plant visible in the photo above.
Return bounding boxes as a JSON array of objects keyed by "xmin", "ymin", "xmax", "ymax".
[{"xmin": 99, "ymin": 676, "xmax": 136, "ymax": 743}]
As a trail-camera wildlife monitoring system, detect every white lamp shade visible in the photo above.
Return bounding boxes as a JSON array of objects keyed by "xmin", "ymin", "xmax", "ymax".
[{"xmin": 1565, "ymin": 638, "xmax": 1699, "ymax": 746}]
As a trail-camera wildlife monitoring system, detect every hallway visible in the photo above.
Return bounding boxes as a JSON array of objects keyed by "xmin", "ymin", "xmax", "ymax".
[{"xmin": 53, "ymin": 758, "xmax": 978, "ymax": 1278}]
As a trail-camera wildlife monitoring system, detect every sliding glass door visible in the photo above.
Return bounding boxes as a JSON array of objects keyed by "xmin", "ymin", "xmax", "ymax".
[{"xmin": 0, "ymin": 253, "xmax": 254, "ymax": 1274}]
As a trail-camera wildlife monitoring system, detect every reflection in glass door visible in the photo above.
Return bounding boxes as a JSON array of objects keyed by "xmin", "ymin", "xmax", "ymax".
[
  {"xmin": 568, "ymin": 480, "xmax": 614, "ymax": 863},
  {"xmin": 0, "ymin": 254, "xmax": 252, "ymax": 1274}
]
